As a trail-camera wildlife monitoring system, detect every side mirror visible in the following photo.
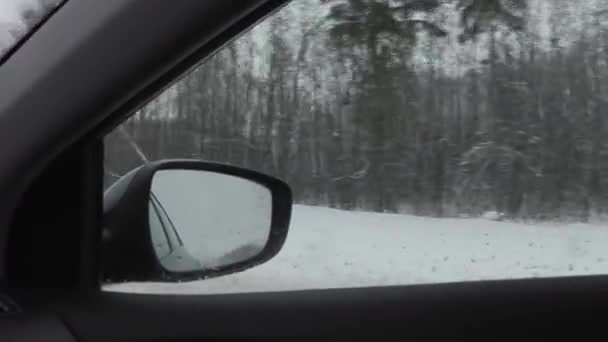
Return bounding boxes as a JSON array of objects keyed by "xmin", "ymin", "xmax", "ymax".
[{"xmin": 102, "ymin": 160, "xmax": 292, "ymax": 282}]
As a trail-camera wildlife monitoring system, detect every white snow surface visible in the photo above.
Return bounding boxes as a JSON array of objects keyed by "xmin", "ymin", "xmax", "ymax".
[{"xmin": 105, "ymin": 205, "xmax": 608, "ymax": 294}]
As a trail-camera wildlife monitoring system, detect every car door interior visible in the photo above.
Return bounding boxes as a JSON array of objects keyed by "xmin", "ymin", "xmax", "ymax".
[{"xmin": 1, "ymin": 0, "xmax": 607, "ymax": 341}]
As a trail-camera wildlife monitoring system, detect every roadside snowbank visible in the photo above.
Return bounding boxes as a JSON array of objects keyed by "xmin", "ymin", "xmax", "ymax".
[{"xmin": 105, "ymin": 205, "xmax": 608, "ymax": 294}]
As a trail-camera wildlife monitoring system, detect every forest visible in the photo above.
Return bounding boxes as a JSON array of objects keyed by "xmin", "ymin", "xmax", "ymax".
[{"xmin": 105, "ymin": 0, "xmax": 608, "ymax": 222}]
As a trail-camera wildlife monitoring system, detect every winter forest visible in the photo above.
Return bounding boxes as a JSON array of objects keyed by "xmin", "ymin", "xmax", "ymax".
[{"xmin": 105, "ymin": 0, "xmax": 608, "ymax": 223}]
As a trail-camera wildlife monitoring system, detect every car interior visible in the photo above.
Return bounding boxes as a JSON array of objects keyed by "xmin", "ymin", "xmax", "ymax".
[{"xmin": 0, "ymin": 0, "xmax": 607, "ymax": 341}]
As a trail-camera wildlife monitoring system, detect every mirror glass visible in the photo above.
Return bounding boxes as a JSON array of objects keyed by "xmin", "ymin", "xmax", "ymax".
[{"xmin": 149, "ymin": 169, "xmax": 273, "ymax": 273}]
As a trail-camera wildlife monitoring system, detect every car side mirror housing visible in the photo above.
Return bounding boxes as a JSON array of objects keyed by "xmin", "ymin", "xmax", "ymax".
[{"xmin": 102, "ymin": 159, "xmax": 292, "ymax": 283}]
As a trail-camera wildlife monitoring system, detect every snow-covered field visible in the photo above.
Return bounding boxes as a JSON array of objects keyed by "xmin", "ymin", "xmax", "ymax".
[{"xmin": 105, "ymin": 205, "xmax": 608, "ymax": 294}]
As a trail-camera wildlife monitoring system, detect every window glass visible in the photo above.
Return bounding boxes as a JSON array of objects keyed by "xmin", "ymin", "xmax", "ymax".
[{"xmin": 104, "ymin": 0, "xmax": 608, "ymax": 294}]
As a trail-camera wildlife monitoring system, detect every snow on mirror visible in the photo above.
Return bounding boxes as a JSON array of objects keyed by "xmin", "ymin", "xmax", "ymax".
[{"xmin": 149, "ymin": 169, "xmax": 272, "ymax": 273}]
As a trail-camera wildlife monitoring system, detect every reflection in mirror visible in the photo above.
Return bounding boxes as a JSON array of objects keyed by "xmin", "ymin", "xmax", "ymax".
[{"xmin": 150, "ymin": 169, "xmax": 272, "ymax": 273}]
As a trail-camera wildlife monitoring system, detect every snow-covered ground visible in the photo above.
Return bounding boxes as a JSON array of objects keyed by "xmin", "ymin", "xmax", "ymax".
[{"xmin": 105, "ymin": 205, "xmax": 608, "ymax": 294}]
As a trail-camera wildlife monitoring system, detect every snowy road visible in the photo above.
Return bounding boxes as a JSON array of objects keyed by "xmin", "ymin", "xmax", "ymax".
[{"xmin": 105, "ymin": 205, "xmax": 608, "ymax": 294}]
